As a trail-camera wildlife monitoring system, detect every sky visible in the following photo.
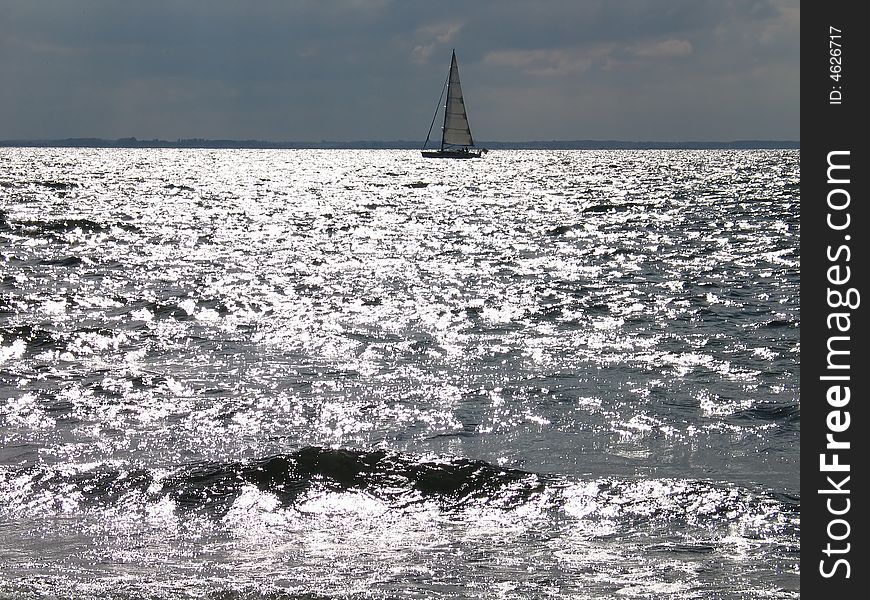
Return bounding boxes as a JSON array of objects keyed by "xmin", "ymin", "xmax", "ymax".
[{"xmin": 0, "ymin": 0, "xmax": 800, "ymax": 142}]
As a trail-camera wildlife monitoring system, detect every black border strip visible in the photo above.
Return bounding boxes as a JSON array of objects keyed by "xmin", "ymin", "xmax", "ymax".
[{"xmin": 801, "ymin": 3, "xmax": 867, "ymax": 596}]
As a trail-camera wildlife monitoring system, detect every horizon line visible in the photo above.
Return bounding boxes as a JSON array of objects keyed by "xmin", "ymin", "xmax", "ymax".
[{"xmin": 0, "ymin": 137, "xmax": 800, "ymax": 150}]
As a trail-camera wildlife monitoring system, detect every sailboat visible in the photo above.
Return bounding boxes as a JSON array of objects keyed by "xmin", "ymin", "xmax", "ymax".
[{"xmin": 422, "ymin": 50, "xmax": 486, "ymax": 159}]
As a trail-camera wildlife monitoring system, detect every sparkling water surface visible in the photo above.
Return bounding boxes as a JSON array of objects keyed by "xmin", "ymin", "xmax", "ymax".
[{"xmin": 1, "ymin": 148, "xmax": 799, "ymax": 598}]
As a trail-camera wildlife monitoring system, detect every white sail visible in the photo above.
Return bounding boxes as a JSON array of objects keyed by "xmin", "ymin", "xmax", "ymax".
[{"xmin": 442, "ymin": 51, "xmax": 474, "ymax": 148}]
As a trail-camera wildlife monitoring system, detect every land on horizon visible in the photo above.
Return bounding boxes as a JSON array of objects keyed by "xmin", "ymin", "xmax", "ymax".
[{"xmin": 0, "ymin": 137, "xmax": 799, "ymax": 150}]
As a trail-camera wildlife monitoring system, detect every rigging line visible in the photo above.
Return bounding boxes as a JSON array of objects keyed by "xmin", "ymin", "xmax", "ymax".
[{"xmin": 423, "ymin": 70, "xmax": 450, "ymax": 150}]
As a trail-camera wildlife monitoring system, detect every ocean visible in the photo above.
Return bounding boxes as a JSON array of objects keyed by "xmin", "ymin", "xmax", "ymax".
[{"xmin": 0, "ymin": 148, "xmax": 799, "ymax": 598}]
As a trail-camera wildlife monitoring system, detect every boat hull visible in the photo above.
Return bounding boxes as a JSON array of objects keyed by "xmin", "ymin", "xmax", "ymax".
[{"xmin": 421, "ymin": 149, "xmax": 484, "ymax": 159}]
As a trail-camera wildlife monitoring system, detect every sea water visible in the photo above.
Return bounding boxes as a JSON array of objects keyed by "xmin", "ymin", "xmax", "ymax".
[{"xmin": 0, "ymin": 148, "xmax": 799, "ymax": 598}]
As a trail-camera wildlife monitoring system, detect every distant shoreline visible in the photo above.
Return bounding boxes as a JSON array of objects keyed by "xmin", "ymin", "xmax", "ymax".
[{"xmin": 0, "ymin": 137, "xmax": 799, "ymax": 150}]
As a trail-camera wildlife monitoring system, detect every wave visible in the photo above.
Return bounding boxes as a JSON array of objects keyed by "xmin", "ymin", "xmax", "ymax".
[
  {"xmin": 110, "ymin": 298, "xmax": 232, "ymax": 321},
  {"xmin": 764, "ymin": 318, "xmax": 798, "ymax": 328},
  {"xmin": 2, "ymin": 217, "xmax": 140, "ymax": 237},
  {"xmin": 164, "ymin": 183, "xmax": 196, "ymax": 192},
  {"xmin": 545, "ymin": 224, "xmax": 577, "ymax": 236},
  {"xmin": 0, "ymin": 325, "xmax": 63, "ymax": 352},
  {"xmin": 0, "ymin": 447, "xmax": 799, "ymax": 528},
  {"xmin": 172, "ymin": 448, "xmax": 546, "ymax": 512},
  {"xmin": 39, "ymin": 256, "xmax": 84, "ymax": 267},
  {"xmin": 733, "ymin": 402, "xmax": 799, "ymax": 423},
  {"xmin": 33, "ymin": 180, "xmax": 79, "ymax": 190},
  {"xmin": 20, "ymin": 217, "xmax": 109, "ymax": 233},
  {"xmin": 0, "ymin": 448, "xmax": 547, "ymax": 516}
]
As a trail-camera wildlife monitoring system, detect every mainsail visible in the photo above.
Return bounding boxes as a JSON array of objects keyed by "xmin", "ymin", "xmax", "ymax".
[{"xmin": 441, "ymin": 50, "xmax": 474, "ymax": 148}]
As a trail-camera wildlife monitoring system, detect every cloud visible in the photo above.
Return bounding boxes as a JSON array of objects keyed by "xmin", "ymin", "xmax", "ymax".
[
  {"xmin": 482, "ymin": 48, "xmax": 604, "ymax": 76},
  {"xmin": 412, "ymin": 44, "xmax": 434, "ymax": 63},
  {"xmin": 412, "ymin": 21, "xmax": 464, "ymax": 63},
  {"xmin": 420, "ymin": 22, "xmax": 464, "ymax": 44},
  {"xmin": 627, "ymin": 39, "xmax": 693, "ymax": 58}
]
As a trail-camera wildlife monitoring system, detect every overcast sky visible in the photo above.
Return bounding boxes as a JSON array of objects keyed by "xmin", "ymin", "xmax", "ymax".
[{"xmin": 1, "ymin": 0, "xmax": 799, "ymax": 142}]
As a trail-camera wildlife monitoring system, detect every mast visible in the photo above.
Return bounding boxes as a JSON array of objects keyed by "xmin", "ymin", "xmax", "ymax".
[{"xmin": 440, "ymin": 50, "xmax": 455, "ymax": 151}]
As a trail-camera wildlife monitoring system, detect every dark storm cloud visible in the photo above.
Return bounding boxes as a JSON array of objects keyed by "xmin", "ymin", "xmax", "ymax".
[{"xmin": 0, "ymin": 0, "xmax": 798, "ymax": 141}]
